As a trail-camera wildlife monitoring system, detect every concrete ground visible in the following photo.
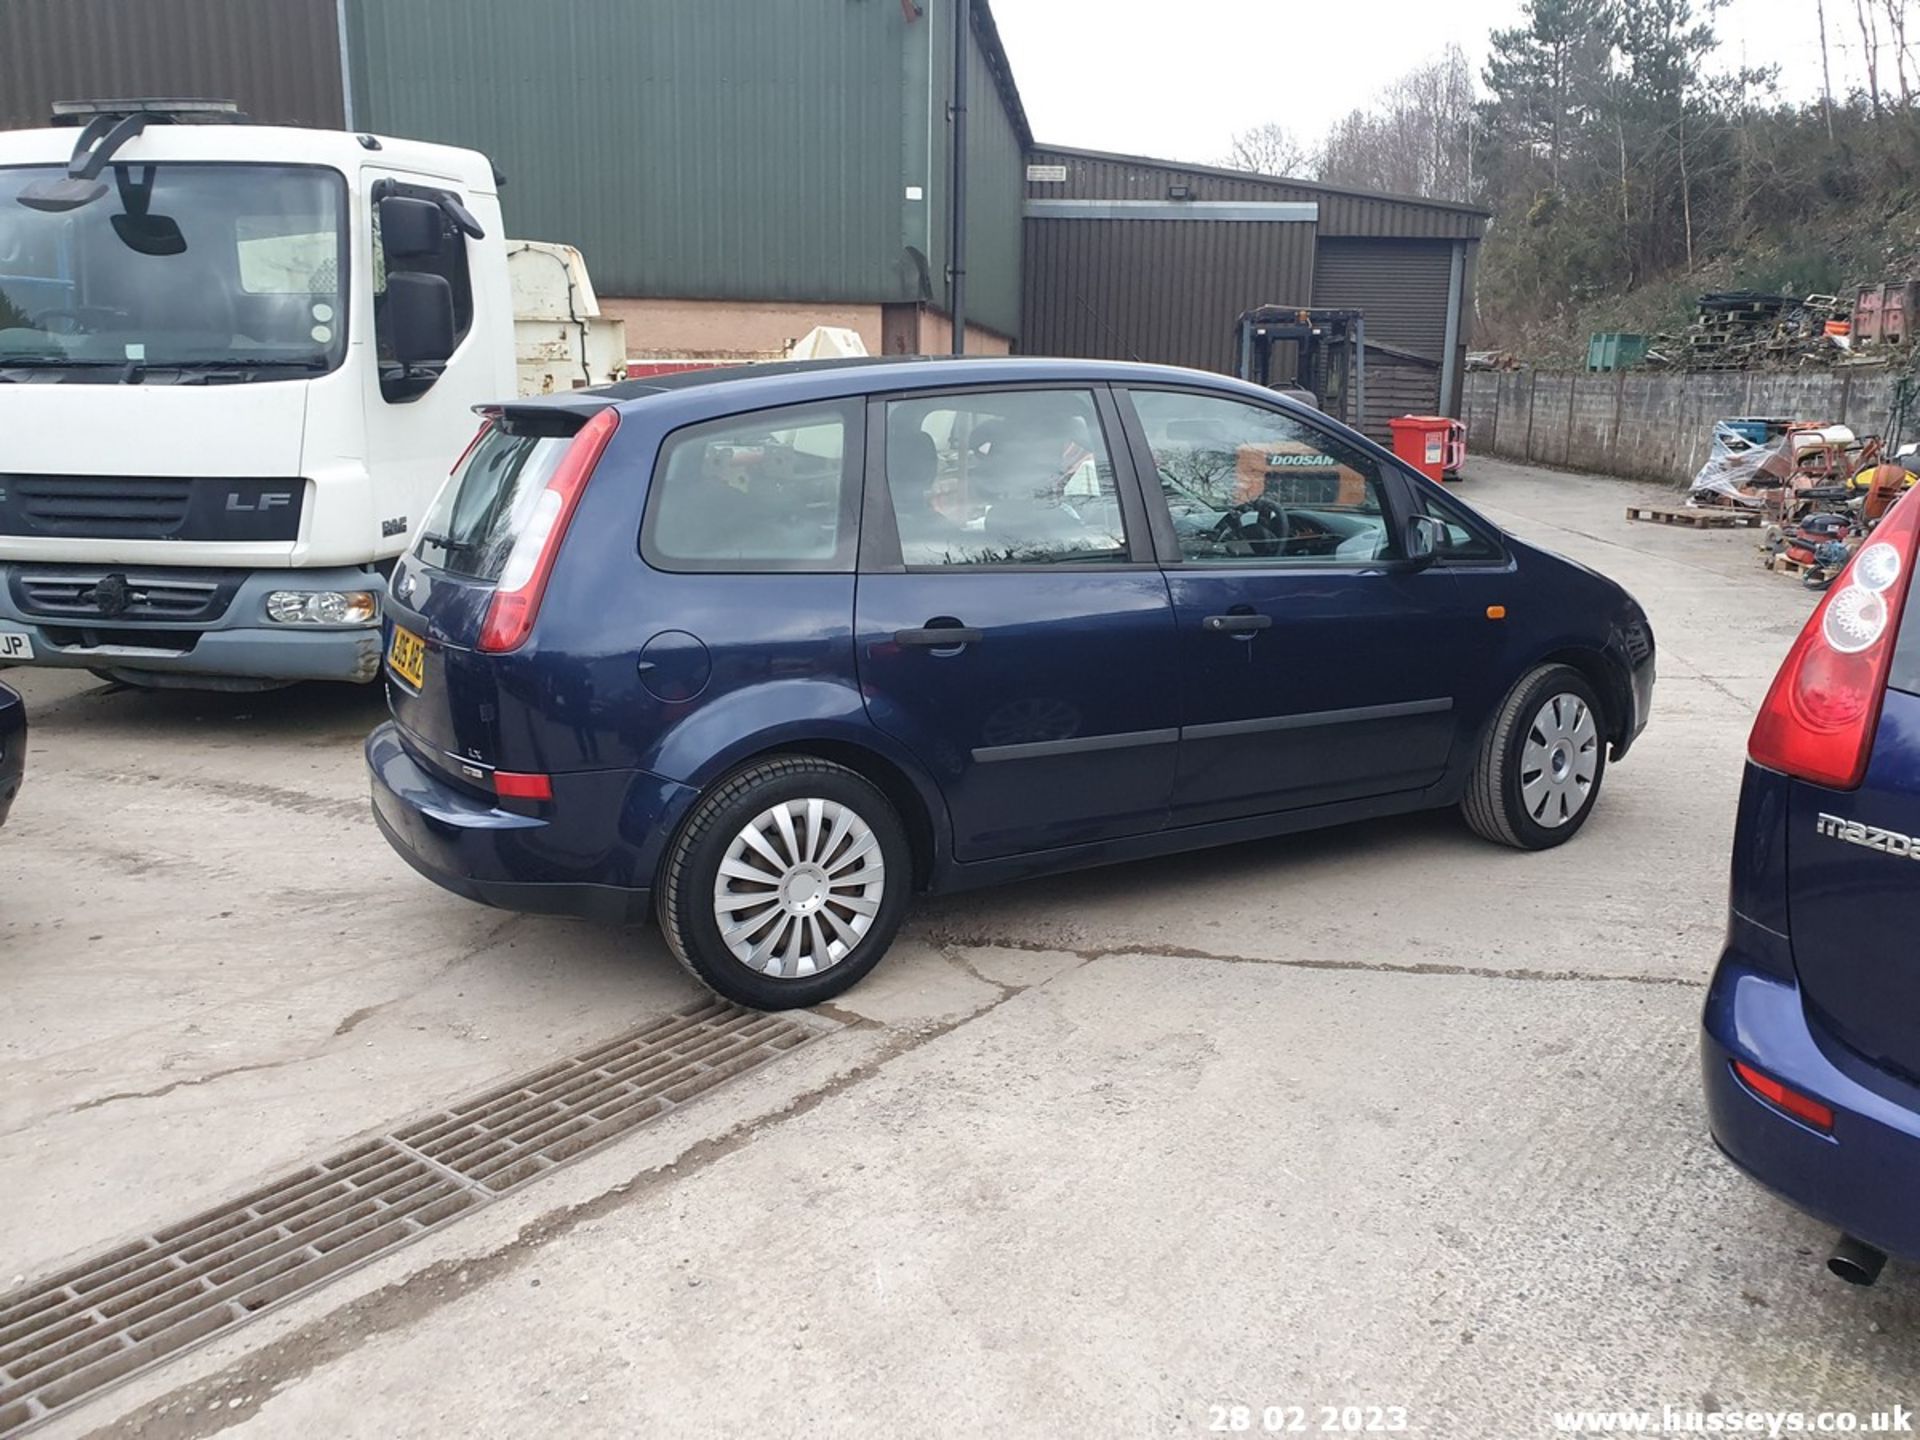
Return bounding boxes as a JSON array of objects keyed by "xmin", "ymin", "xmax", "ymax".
[{"xmin": 3, "ymin": 458, "xmax": 1914, "ymax": 1438}]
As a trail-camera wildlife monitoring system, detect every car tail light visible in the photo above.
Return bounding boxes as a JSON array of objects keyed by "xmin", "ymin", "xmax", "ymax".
[
  {"xmin": 1748, "ymin": 489, "xmax": 1920, "ymax": 789},
  {"xmin": 1733, "ymin": 1060, "xmax": 1835, "ymax": 1132},
  {"xmin": 493, "ymin": 770, "xmax": 553, "ymax": 800},
  {"xmin": 477, "ymin": 407, "xmax": 620, "ymax": 654}
]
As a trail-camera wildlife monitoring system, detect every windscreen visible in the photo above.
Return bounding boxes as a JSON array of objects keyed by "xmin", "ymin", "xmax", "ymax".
[
  {"xmin": 413, "ymin": 423, "xmax": 573, "ymax": 582},
  {"xmin": 0, "ymin": 162, "xmax": 347, "ymax": 377}
]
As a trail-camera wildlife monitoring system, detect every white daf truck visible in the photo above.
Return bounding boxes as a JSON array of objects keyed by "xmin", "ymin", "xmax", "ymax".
[{"xmin": 0, "ymin": 100, "xmax": 624, "ymax": 688}]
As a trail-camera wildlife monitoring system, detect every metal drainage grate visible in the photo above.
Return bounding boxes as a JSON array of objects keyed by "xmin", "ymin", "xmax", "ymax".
[{"xmin": 0, "ymin": 999, "xmax": 828, "ymax": 1435}]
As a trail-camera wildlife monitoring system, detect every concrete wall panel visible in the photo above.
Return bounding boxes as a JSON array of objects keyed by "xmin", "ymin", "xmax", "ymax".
[{"xmin": 1470, "ymin": 370, "xmax": 1905, "ymax": 485}]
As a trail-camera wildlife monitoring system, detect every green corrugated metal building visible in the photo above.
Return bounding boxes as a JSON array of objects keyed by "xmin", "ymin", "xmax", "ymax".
[
  {"xmin": 0, "ymin": 0, "xmax": 1491, "ymax": 410},
  {"xmin": 340, "ymin": 0, "xmax": 1029, "ymax": 354}
]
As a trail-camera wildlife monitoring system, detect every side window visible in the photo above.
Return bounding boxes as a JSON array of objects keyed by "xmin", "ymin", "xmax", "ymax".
[
  {"xmin": 884, "ymin": 388, "xmax": 1127, "ymax": 566},
  {"xmin": 1129, "ymin": 389, "xmax": 1397, "ymax": 565},
  {"xmin": 1413, "ymin": 484, "xmax": 1505, "ymax": 563},
  {"xmin": 370, "ymin": 188, "xmax": 474, "ymax": 366},
  {"xmin": 643, "ymin": 400, "xmax": 859, "ymax": 572}
]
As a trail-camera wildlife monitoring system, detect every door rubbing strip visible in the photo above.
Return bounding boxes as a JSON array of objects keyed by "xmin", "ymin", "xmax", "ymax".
[{"xmin": 0, "ymin": 998, "xmax": 833, "ymax": 1436}]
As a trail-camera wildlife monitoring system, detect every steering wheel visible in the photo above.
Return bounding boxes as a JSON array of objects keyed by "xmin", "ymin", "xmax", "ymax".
[
  {"xmin": 29, "ymin": 306, "xmax": 127, "ymax": 336},
  {"xmin": 1208, "ymin": 496, "xmax": 1292, "ymax": 558}
]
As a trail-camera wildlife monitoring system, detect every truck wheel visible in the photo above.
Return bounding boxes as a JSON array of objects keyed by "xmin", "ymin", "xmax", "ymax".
[
  {"xmin": 657, "ymin": 756, "xmax": 911, "ymax": 1010},
  {"xmin": 1462, "ymin": 664, "xmax": 1608, "ymax": 850}
]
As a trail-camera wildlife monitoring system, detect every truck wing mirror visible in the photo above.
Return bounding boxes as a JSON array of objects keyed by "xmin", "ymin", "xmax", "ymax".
[
  {"xmin": 386, "ymin": 272, "xmax": 456, "ymax": 366},
  {"xmin": 379, "ymin": 196, "xmax": 446, "ymax": 259},
  {"xmin": 437, "ymin": 193, "xmax": 485, "ymax": 240}
]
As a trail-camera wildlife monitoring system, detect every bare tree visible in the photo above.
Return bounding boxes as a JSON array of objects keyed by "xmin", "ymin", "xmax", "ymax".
[
  {"xmin": 1857, "ymin": 0, "xmax": 1885, "ymax": 117},
  {"xmin": 1317, "ymin": 46, "xmax": 1478, "ymax": 201},
  {"xmin": 1883, "ymin": 0, "xmax": 1913, "ymax": 104},
  {"xmin": 1221, "ymin": 123, "xmax": 1310, "ymax": 178},
  {"xmin": 1609, "ymin": 70, "xmax": 1633, "ymax": 288},
  {"xmin": 1818, "ymin": 0, "xmax": 1837, "ymax": 137}
]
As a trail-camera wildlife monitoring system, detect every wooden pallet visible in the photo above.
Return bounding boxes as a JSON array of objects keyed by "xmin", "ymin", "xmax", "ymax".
[
  {"xmin": 1764, "ymin": 552, "xmax": 1819, "ymax": 577},
  {"xmin": 1625, "ymin": 503, "xmax": 1762, "ymax": 528}
]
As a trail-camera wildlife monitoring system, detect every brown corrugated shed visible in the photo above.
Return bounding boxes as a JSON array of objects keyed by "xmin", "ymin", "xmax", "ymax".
[
  {"xmin": 1024, "ymin": 146, "xmax": 1488, "ymax": 239},
  {"xmin": 1022, "ymin": 214, "xmax": 1316, "ymax": 375},
  {"xmin": 0, "ymin": 0, "xmax": 346, "ymax": 132},
  {"xmin": 1020, "ymin": 145, "xmax": 1490, "ymax": 427}
]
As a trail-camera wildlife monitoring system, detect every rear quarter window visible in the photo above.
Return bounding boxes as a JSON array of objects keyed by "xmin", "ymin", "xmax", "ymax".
[{"xmin": 641, "ymin": 399, "xmax": 862, "ymax": 572}]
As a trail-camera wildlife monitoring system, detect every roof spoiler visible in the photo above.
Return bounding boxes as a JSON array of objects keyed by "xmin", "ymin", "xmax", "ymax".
[{"xmin": 477, "ymin": 398, "xmax": 616, "ymax": 437}]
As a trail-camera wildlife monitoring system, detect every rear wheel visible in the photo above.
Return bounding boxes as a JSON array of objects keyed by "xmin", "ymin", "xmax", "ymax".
[
  {"xmin": 657, "ymin": 756, "xmax": 912, "ymax": 1010},
  {"xmin": 1462, "ymin": 664, "xmax": 1608, "ymax": 850}
]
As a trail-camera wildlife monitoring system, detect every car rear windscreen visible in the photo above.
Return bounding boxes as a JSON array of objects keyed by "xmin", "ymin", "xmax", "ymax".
[{"xmin": 413, "ymin": 424, "xmax": 572, "ymax": 582}]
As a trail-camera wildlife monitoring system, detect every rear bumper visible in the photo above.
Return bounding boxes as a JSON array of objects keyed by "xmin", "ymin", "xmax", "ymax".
[
  {"xmin": 1703, "ymin": 930, "xmax": 1920, "ymax": 1262},
  {"xmin": 365, "ymin": 722, "xmax": 693, "ymax": 925},
  {"xmin": 0, "ymin": 564, "xmax": 386, "ymax": 685}
]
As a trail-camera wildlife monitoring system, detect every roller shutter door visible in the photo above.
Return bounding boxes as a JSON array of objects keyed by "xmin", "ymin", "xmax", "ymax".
[
  {"xmin": 1313, "ymin": 239, "xmax": 1453, "ymax": 436},
  {"xmin": 1312, "ymin": 239, "xmax": 1451, "ymax": 360}
]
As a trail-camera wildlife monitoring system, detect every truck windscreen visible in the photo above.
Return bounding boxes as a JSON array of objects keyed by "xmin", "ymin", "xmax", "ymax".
[{"xmin": 0, "ymin": 162, "xmax": 347, "ymax": 378}]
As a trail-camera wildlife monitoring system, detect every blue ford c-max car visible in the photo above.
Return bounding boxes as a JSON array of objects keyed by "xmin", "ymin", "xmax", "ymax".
[
  {"xmin": 1703, "ymin": 485, "xmax": 1920, "ymax": 1285},
  {"xmin": 367, "ymin": 357, "xmax": 1654, "ymax": 1009}
]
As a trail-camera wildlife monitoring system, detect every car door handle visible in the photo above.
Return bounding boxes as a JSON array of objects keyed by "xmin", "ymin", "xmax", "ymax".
[
  {"xmin": 1202, "ymin": 613, "xmax": 1273, "ymax": 633},
  {"xmin": 895, "ymin": 625, "xmax": 984, "ymax": 647}
]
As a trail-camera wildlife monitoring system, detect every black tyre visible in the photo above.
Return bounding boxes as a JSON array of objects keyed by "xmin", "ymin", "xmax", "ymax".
[
  {"xmin": 1461, "ymin": 664, "xmax": 1608, "ymax": 851},
  {"xmin": 657, "ymin": 755, "xmax": 912, "ymax": 1010}
]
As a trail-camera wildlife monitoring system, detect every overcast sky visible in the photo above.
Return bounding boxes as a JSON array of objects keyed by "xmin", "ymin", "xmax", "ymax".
[{"xmin": 991, "ymin": 0, "xmax": 1837, "ymax": 167}]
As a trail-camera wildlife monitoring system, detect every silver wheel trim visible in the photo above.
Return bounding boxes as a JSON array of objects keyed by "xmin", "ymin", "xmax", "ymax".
[
  {"xmin": 1519, "ymin": 692, "xmax": 1600, "ymax": 829},
  {"xmin": 712, "ymin": 797, "xmax": 886, "ymax": 978}
]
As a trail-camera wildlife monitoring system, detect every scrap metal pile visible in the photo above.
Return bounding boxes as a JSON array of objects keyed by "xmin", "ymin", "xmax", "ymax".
[
  {"xmin": 1654, "ymin": 291, "xmax": 1852, "ymax": 371},
  {"xmin": 1687, "ymin": 414, "xmax": 1917, "ymax": 587},
  {"xmin": 1617, "ymin": 281, "xmax": 1920, "ymax": 372}
]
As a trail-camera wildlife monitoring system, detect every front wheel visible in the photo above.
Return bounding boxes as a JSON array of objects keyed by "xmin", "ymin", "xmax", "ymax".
[
  {"xmin": 657, "ymin": 756, "xmax": 912, "ymax": 1010},
  {"xmin": 1462, "ymin": 664, "xmax": 1608, "ymax": 850}
]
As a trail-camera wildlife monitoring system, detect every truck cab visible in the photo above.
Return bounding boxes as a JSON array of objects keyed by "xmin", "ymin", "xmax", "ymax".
[{"xmin": 0, "ymin": 101, "xmax": 514, "ymax": 687}]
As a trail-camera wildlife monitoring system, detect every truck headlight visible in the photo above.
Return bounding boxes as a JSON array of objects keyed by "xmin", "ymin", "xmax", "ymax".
[{"xmin": 265, "ymin": 590, "xmax": 380, "ymax": 626}]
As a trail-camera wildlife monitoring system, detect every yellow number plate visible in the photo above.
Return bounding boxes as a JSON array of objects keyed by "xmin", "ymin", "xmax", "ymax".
[{"xmin": 387, "ymin": 624, "xmax": 427, "ymax": 688}]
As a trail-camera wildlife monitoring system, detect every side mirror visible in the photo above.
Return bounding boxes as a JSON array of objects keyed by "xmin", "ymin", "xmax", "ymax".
[
  {"xmin": 1405, "ymin": 514, "xmax": 1445, "ymax": 565},
  {"xmin": 385, "ymin": 272, "xmax": 455, "ymax": 365},
  {"xmin": 379, "ymin": 196, "xmax": 445, "ymax": 259}
]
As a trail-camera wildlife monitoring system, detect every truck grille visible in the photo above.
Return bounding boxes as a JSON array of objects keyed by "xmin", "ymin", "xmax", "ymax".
[
  {"xmin": 8, "ymin": 477, "xmax": 192, "ymax": 540},
  {"xmin": 14, "ymin": 569, "xmax": 235, "ymax": 624},
  {"xmin": 0, "ymin": 476, "xmax": 305, "ymax": 542}
]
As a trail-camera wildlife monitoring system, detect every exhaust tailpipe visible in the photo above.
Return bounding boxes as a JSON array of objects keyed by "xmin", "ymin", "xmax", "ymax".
[{"xmin": 1827, "ymin": 1234, "xmax": 1887, "ymax": 1286}]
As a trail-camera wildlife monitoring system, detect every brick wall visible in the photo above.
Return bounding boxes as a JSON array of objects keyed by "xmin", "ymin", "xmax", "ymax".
[{"xmin": 1462, "ymin": 369, "xmax": 1906, "ymax": 485}]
